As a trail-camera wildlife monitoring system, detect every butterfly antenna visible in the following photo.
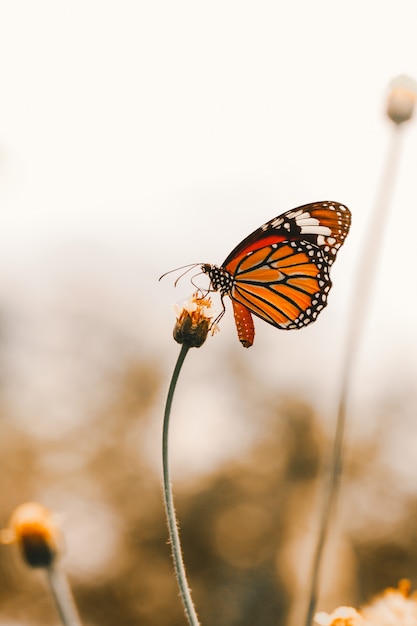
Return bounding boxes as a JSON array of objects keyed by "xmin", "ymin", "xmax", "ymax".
[
  {"xmin": 158, "ymin": 263, "xmax": 200, "ymax": 285},
  {"xmin": 159, "ymin": 263, "xmax": 201, "ymax": 284}
]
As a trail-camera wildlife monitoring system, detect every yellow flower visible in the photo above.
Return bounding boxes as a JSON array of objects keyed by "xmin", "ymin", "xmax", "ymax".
[
  {"xmin": 315, "ymin": 606, "xmax": 365, "ymax": 626},
  {"xmin": 315, "ymin": 581, "xmax": 417, "ymax": 626},
  {"xmin": 361, "ymin": 579, "xmax": 417, "ymax": 626},
  {"xmin": 173, "ymin": 292, "xmax": 216, "ymax": 348},
  {"xmin": 386, "ymin": 74, "xmax": 417, "ymax": 125},
  {"xmin": 2, "ymin": 502, "xmax": 62, "ymax": 568}
]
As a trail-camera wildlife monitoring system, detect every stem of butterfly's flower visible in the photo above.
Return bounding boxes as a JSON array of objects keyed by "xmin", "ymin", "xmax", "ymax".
[
  {"xmin": 304, "ymin": 124, "xmax": 406, "ymax": 626},
  {"xmin": 46, "ymin": 564, "xmax": 83, "ymax": 626},
  {"xmin": 162, "ymin": 343, "xmax": 201, "ymax": 626}
]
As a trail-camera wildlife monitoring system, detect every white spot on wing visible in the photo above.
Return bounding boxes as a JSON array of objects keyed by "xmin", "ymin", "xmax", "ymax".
[
  {"xmin": 300, "ymin": 225, "xmax": 332, "ymax": 236},
  {"xmin": 297, "ymin": 216, "xmax": 320, "ymax": 226}
]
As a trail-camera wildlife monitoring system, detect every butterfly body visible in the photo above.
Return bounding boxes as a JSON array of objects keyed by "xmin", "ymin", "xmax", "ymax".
[{"xmin": 202, "ymin": 201, "xmax": 351, "ymax": 348}]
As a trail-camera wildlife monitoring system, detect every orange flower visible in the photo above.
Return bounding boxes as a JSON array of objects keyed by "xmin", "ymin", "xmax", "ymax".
[
  {"xmin": 315, "ymin": 581, "xmax": 417, "ymax": 626},
  {"xmin": 361, "ymin": 579, "xmax": 417, "ymax": 625},
  {"xmin": 315, "ymin": 606, "xmax": 364, "ymax": 626},
  {"xmin": 3, "ymin": 502, "xmax": 62, "ymax": 568},
  {"xmin": 173, "ymin": 292, "xmax": 216, "ymax": 348}
]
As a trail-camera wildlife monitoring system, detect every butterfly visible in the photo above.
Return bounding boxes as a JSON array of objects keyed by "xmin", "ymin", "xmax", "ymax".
[{"xmin": 201, "ymin": 201, "xmax": 351, "ymax": 347}]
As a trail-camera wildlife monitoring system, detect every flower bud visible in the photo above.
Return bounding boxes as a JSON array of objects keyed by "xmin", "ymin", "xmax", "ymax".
[
  {"xmin": 6, "ymin": 502, "xmax": 62, "ymax": 568},
  {"xmin": 315, "ymin": 606, "xmax": 364, "ymax": 625},
  {"xmin": 173, "ymin": 293, "xmax": 216, "ymax": 348},
  {"xmin": 386, "ymin": 74, "xmax": 417, "ymax": 125}
]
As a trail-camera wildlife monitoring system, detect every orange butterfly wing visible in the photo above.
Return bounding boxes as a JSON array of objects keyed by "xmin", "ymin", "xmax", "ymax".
[
  {"xmin": 230, "ymin": 241, "xmax": 331, "ymax": 332},
  {"xmin": 206, "ymin": 201, "xmax": 351, "ymax": 347}
]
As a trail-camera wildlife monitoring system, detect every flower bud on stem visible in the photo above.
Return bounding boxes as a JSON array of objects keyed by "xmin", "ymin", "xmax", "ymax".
[{"xmin": 3, "ymin": 502, "xmax": 83, "ymax": 626}]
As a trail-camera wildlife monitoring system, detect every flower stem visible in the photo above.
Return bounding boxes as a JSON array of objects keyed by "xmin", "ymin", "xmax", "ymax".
[
  {"xmin": 304, "ymin": 125, "xmax": 405, "ymax": 626},
  {"xmin": 46, "ymin": 564, "xmax": 83, "ymax": 626},
  {"xmin": 162, "ymin": 343, "xmax": 200, "ymax": 626}
]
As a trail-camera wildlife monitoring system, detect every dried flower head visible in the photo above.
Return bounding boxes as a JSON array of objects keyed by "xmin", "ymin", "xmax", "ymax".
[
  {"xmin": 173, "ymin": 292, "xmax": 216, "ymax": 348},
  {"xmin": 361, "ymin": 579, "xmax": 417, "ymax": 626},
  {"xmin": 315, "ymin": 606, "xmax": 365, "ymax": 626},
  {"xmin": 387, "ymin": 74, "xmax": 417, "ymax": 125},
  {"xmin": 3, "ymin": 502, "xmax": 63, "ymax": 568},
  {"xmin": 315, "ymin": 581, "xmax": 417, "ymax": 626}
]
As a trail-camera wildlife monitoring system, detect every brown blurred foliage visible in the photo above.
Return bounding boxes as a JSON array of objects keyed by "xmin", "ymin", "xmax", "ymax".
[{"xmin": 0, "ymin": 323, "xmax": 416, "ymax": 625}]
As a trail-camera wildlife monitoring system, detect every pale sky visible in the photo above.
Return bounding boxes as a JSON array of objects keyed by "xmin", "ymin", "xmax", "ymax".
[{"xmin": 1, "ymin": 1, "xmax": 417, "ymax": 474}]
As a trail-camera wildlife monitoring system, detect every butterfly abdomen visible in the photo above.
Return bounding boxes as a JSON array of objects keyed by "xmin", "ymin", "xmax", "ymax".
[{"xmin": 231, "ymin": 300, "xmax": 255, "ymax": 348}]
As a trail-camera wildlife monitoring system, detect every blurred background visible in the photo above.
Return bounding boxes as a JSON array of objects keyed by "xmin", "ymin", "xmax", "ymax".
[{"xmin": 1, "ymin": 1, "xmax": 417, "ymax": 625}]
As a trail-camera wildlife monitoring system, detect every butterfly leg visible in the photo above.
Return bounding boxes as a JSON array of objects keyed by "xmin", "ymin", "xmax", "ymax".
[{"xmin": 212, "ymin": 294, "xmax": 227, "ymax": 327}]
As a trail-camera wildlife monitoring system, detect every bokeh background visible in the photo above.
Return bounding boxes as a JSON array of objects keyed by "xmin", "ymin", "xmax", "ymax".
[{"xmin": 1, "ymin": 2, "xmax": 417, "ymax": 625}]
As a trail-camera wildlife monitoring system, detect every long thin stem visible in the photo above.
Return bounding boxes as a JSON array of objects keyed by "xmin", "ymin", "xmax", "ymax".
[
  {"xmin": 46, "ymin": 565, "xmax": 83, "ymax": 626},
  {"xmin": 304, "ymin": 125, "xmax": 405, "ymax": 626},
  {"xmin": 162, "ymin": 343, "xmax": 200, "ymax": 626}
]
